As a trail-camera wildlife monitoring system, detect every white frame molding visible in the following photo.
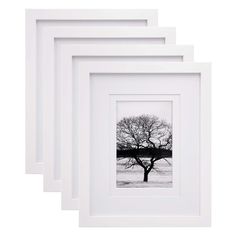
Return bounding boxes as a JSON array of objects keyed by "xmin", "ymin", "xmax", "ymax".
[
  {"xmin": 25, "ymin": 9, "xmax": 159, "ymax": 174},
  {"xmin": 41, "ymin": 27, "xmax": 176, "ymax": 191},
  {"xmin": 56, "ymin": 44, "xmax": 194, "ymax": 209},
  {"xmin": 78, "ymin": 62, "xmax": 211, "ymax": 227}
]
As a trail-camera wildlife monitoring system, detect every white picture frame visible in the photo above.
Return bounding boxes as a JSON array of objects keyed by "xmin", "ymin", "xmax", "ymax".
[
  {"xmin": 77, "ymin": 61, "xmax": 211, "ymax": 227},
  {"xmin": 41, "ymin": 27, "xmax": 176, "ymax": 192},
  {"xmin": 57, "ymin": 44, "xmax": 194, "ymax": 209},
  {"xmin": 25, "ymin": 9, "xmax": 159, "ymax": 174}
]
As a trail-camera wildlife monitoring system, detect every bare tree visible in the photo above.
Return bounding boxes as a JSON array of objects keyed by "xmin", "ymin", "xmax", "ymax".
[{"xmin": 117, "ymin": 114, "xmax": 172, "ymax": 182}]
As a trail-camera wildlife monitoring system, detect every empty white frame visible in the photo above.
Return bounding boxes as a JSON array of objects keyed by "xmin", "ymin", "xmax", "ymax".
[
  {"xmin": 57, "ymin": 44, "xmax": 194, "ymax": 209},
  {"xmin": 25, "ymin": 9, "xmax": 159, "ymax": 174},
  {"xmin": 41, "ymin": 27, "xmax": 176, "ymax": 191},
  {"xmin": 77, "ymin": 62, "xmax": 211, "ymax": 227}
]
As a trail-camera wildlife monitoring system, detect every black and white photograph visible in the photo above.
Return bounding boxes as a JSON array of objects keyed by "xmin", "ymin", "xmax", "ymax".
[{"xmin": 116, "ymin": 101, "xmax": 173, "ymax": 188}]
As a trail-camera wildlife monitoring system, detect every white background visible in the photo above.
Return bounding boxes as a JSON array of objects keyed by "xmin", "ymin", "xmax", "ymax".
[{"xmin": 0, "ymin": 0, "xmax": 235, "ymax": 234}]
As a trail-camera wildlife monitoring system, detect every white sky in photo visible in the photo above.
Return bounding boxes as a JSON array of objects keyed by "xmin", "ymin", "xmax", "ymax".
[{"xmin": 117, "ymin": 101, "xmax": 172, "ymax": 124}]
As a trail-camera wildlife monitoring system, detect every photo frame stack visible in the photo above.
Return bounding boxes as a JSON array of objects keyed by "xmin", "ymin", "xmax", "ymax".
[{"xmin": 25, "ymin": 9, "xmax": 211, "ymax": 227}]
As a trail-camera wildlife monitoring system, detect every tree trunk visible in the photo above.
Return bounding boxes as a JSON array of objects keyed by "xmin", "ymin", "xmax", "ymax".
[{"xmin": 143, "ymin": 170, "xmax": 149, "ymax": 182}]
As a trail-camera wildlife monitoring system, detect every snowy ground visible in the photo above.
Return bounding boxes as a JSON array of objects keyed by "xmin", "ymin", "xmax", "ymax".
[{"xmin": 116, "ymin": 158, "xmax": 172, "ymax": 188}]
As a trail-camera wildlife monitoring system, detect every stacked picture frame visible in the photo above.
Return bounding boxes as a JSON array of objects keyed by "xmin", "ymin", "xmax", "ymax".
[{"xmin": 25, "ymin": 9, "xmax": 211, "ymax": 227}]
